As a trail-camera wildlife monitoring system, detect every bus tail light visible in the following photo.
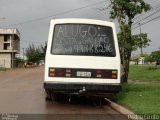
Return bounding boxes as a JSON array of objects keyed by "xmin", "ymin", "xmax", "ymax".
[
  {"xmin": 112, "ymin": 70, "xmax": 117, "ymax": 79},
  {"xmin": 105, "ymin": 70, "xmax": 117, "ymax": 79},
  {"xmin": 49, "ymin": 68, "xmax": 117, "ymax": 79},
  {"xmin": 57, "ymin": 69, "xmax": 63, "ymax": 76},
  {"xmin": 49, "ymin": 68, "xmax": 55, "ymax": 77},
  {"xmin": 65, "ymin": 69, "xmax": 71, "ymax": 77},
  {"xmin": 112, "ymin": 75, "xmax": 117, "ymax": 79},
  {"xmin": 49, "ymin": 68, "xmax": 72, "ymax": 77},
  {"xmin": 96, "ymin": 70, "xmax": 102, "ymax": 78}
]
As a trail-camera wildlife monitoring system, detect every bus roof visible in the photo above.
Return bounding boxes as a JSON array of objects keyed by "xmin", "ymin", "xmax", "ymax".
[{"xmin": 50, "ymin": 18, "xmax": 115, "ymax": 28}]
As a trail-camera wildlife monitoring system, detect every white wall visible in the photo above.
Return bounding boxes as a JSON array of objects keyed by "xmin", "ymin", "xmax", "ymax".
[{"xmin": 0, "ymin": 53, "xmax": 11, "ymax": 68}]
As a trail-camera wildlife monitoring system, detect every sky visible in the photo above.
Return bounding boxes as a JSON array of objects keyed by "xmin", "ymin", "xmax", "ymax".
[{"xmin": 0, "ymin": 0, "xmax": 160, "ymax": 57}]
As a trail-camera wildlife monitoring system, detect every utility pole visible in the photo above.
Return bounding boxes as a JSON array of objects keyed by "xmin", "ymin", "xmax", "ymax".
[
  {"xmin": 12, "ymin": 30, "xmax": 14, "ymax": 68},
  {"xmin": 23, "ymin": 48, "xmax": 25, "ymax": 60},
  {"xmin": 11, "ymin": 29, "xmax": 19, "ymax": 68},
  {"xmin": 139, "ymin": 23, "xmax": 145, "ymax": 65},
  {"xmin": 4, "ymin": 59, "xmax": 5, "ymax": 67},
  {"xmin": 139, "ymin": 23, "xmax": 143, "ymax": 55}
]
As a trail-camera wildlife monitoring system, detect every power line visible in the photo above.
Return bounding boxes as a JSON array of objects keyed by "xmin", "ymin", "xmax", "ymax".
[
  {"xmin": 133, "ymin": 7, "xmax": 160, "ymax": 26},
  {"xmin": 93, "ymin": 3, "xmax": 111, "ymax": 12},
  {"xmin": 147, "ymin": 0, "xmax": 158, "ymax": 5},
  {"xmin": 0, "ymin": 1, "xmax": 106, "ymax": 27},
  {"xmin": 132, "ymin": 15, "xmax": 160, "ymax": 29},
  {"xmin": 92, "ymin": 3, "xmax": 111, "ymax": 18},
  {"xmin": 134, "ymin": 1, "xmax": 160, "ymax": 20}
]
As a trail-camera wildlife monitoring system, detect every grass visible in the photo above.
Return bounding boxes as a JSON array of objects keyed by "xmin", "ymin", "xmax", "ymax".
[
  {"xmin": 115, "ymin": 65, "xmax": 160, "ymax": 118},
  {"xmin": 128, "ymin": 65, "xmax": 160, "ymax": 81},
  {"xmin": 116, "ymin": 83, "xmax": 160, "ymax": 115},
  {"xmin": 0, "ymin": 67, "xmax": 8, "ymax": 71}
]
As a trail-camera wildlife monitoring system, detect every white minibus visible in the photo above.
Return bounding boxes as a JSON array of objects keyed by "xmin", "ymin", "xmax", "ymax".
[{"xmin": 44, "ymin": 19, "xmax": 121, "ymax": 100}]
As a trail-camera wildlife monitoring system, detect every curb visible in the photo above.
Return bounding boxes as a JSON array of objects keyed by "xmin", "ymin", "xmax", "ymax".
[
  {"xmin": 129, "ymin": 80, "xmax": 160, "ymax": 83},
  {"xmin": 105, "ymin": 98, "xmax": 145, "ymax": 120}
]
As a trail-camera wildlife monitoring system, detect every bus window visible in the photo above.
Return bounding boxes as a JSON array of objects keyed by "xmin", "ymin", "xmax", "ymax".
[{"xmin": 51, "ymin": 24, "xmax": 116, "ymax": 57}]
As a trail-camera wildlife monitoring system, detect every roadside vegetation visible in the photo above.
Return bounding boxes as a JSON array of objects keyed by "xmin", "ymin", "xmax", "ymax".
[
  {"xmin": 108, "ymin": 1, "xmax": 159, "ymax": 115},
  {"xmin": 115, "ymin": 65, "xmax": 160, "ymax": 116},
  {"xmin": 109, "ymin": 0, "xmax": 151, "ymax": 83},
  {"xmin": 129, "ymin": 65, "xmax": 160, "ymax": 81},
  {"xmin": 0, "ymin": 67, "xmax": 8, "ymax": 71},
  {"xmin": 25, "ymin": 43, "xmax": 46, "ymax": 64},
  {"xmin": 116, "ymin": 83, "xmax": 160, "ymax": 114}
]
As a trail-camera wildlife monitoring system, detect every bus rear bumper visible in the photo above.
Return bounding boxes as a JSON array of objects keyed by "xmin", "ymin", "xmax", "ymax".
[{"xmin": 44, "ymin": 82, "xmax": 121, "ymax": 95}]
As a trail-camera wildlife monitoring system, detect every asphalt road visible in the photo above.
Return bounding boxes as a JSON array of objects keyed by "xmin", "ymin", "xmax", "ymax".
[{"xmin": 0, "ymin": 66, "xmax": 128, "ymax": 120}]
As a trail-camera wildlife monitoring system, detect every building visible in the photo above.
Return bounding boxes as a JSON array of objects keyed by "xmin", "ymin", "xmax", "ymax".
[
  {"xmin": 130, "ymin": 55, "xmax": 145, "ymax": 65},
  {"xmin": 0, "ymin": 29, "xmax": 20, "ymax": 68}
]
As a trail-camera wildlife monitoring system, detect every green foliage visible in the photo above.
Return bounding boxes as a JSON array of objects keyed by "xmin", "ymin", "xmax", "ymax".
[
  {"xmin": 15, "ymin": 57, "xmax": 24, "ymax": 68},
  {"xmin": 110, "ymin": 0, "xmax": 151, "ymax": 20},
  {"xmin": 110, "ymin": 0, "xmax": 151, "ymax": 51},
  {"xmin": 140, "ymin": 53, "xmax": 148, "ymax": 57},
  {"xmin": 40, "ymin": 42, "xmax": 47, "ymax": 59},
  {"xmin": 118, "ymin": 32, "xmax": 151, "ymax": 52},
  {"xmin": 110, "ymin": 0, "xmax": 151, "ymax": 82},
  {"xmin": 132, "ymin": 33, "xmax": 151, "ymax": 51},
  {"xmin": 150, "ymin": 50, "xmax": 160, "ymax": 61},
  {"xmin": 143, "ymin": 50, "xmax": 160, "ymax": 63},
  {"xmin": 25, "ymin": 44, "xmax": 45, "ymax": 63},
  {"xmin": 15, "ymin": 57, "xmax": 23, "ymax": 63},
  {"xmin": 144, "ymin": 54, "xmax": 154, "ymax": 63}
]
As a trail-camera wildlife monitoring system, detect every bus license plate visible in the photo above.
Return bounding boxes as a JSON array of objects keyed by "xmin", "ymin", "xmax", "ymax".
[{"xmin": 76, "ymin": 71, "xmax": 91, "ymax": 77}]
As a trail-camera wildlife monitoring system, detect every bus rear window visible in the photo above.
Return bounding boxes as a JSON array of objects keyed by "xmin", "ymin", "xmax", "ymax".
[{"xmin": 51, "ymin": 24, "xmax": 116, "ymax": 57}]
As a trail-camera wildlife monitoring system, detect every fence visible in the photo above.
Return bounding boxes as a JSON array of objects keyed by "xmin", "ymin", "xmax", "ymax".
[{"xmin": 0, "ymin": 58, "xmax": 24, "ymax": 68}]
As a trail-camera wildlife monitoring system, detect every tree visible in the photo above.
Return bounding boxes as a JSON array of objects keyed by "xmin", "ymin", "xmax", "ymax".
[
  {"xmin": 109, "ymin": 0, "xmax": 151, "ymax": 82},
  {"xmin": 143, "ymin": 51, "xmax": 160, "ymax": 63},
  {"xmin": 15, "ymin": 57, "xmax": 24, "ymax": 68},
  {"xmin": 25, "ymin": 44, "xmax": 45, "ymax": 64},
  {"xmin": 40, "ymin": 41, "xmax": 47, "ymax": 61},
  {"xmin": 132, "ymin": 33, "xmax": 151, "ymax": 51},
  {"xmin": 150, "ymin": 50, "xmax": 160, "ymax": 62},
  {"xmin": 144, "ymin": 54, "xmax": 154, "ymax": 63}
]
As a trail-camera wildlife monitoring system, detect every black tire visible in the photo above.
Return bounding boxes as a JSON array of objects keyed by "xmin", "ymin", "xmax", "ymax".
[
  {"xmin": 52, "ymin": 92, "xmax": 69, "ymax": 102},
  {"xmin": 45, "ymin": 89, "xmax": 52, "ymax": 101},
  {"xmin": 91, "ymin": 96, "xmax": 104, "ymax": 107}
]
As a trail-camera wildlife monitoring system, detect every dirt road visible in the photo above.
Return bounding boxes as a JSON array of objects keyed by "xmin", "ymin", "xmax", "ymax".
[{"xmin": 0, "ymin": 66, "xmax": 128, "ymax": 120}]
